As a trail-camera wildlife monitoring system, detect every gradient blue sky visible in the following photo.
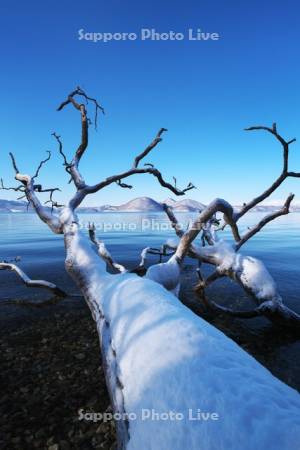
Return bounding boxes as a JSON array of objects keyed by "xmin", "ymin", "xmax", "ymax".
[{"xmin": 1, "ymin": 0, "xmax": 300, "ymax": 206}]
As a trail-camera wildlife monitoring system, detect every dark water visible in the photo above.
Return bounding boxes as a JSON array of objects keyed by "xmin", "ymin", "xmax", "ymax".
[{"xmin": 0, "ymin": 212, "xmax": 300, "ymax": 390}]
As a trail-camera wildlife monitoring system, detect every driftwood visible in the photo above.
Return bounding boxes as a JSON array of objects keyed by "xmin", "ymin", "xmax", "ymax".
[
  {"xmin": 2, "ymin": 89, "xmax": 300, "ymax": 449},
  {"xmin": 145, "ymin": 123, "xmax": 300, "ymax": 329},
  {"xmin": 2, "ymin": 87, "xmax": 196, "ymax": 448},
  {"xmin": 0, "ymin": 262, "xmax": 66, "ymax": 297}
]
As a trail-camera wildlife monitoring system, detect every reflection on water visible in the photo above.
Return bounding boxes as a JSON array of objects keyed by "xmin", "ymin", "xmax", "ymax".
[{"xmin": 0, "ymin": 211, "xmax": 299, "ymax": 389}]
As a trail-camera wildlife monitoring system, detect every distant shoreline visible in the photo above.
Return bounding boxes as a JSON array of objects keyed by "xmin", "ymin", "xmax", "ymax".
[
  {"xmin": 2, "ymin": 196, "xmax": 300, "ymax": 214},
  {"xmin": 1, "ymin": 210, "xmax": 300, "ymax": 214}
]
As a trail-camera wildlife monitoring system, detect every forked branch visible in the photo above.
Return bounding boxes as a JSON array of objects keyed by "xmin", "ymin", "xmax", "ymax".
[
  {"xmin": 175, "ymin": 198, "xmax": 241, "ymax": 262},
  {"xmin": 164, "ymin": 200, "xmax": 300, "ymax": 328},
  {"xmin": 3, "ymin": 152, "xmax": 63, "ymax": 233},
  {"xmin": 55, "ymin": 88, "xmax": 195, "ymax": 210},
  {"xmin": 133, "ymin": 128, "xmax": 167, "ymax": 168}
]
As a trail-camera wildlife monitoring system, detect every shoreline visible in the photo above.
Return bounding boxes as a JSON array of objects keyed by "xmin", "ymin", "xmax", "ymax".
[
  {"xmin": 1, "ymin": 268, "xmax": 299, "ymax": 448},
  {"xmin": 0, "ymin": 297, "xmax": 116, "ymax": 449}
]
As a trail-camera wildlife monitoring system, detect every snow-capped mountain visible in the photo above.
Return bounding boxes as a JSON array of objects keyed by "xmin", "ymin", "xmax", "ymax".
[
  {"xmin": 163, "ymin": 198, "xmax": 206, "ymax": 211},
  {"xmin": 1, "ymin": 197, "xmax": 300, "ymax": 213},
  {"xmin": 116, "ymin": 197, "xmax": 163, "ymax": 211}
]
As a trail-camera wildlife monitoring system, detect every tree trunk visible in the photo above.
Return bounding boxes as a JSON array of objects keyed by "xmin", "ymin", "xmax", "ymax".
[{"xmin": 61, "ymin": 220, "xmax": 300, "ymax": 450}]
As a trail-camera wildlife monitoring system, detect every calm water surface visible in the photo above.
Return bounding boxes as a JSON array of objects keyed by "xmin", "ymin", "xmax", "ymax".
[{"xmin": 0, "ymin": 212, "xmax": 300, "ymax": 389}]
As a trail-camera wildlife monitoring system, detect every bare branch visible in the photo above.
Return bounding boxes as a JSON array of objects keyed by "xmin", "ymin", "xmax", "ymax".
[
  {"xmin": 287, "ymin": 171, "xmax": 300, "ymax": 177},
  {"xmin": 195, "ymin": 268, "xmax": 224, "ymax": 293},
  {"xmin": 55, "ymin": 89, "xmax": 195, "ymax": 210},
  {"xmin": 0, "ymin": 263, "xmax": 66, "ymax": 297},
  {"xmin": 52, "ymin": 132, "xmax": 70, "ymax": 167},
  {"xmin": 132, "ymin": 128, "xmax": 167, "ymax": 168},
  {"xmin": 116, "ymin": 179, "xmax": 133, "ymax": 189},
  {"xmin": 236, "ymin": 123, "xmax": 297, "ymax": 220},
  {"xmin": 9, "ymin": 152, "xmax": 20, "ymax": 174},
  {"xmin": 32, "ymin": 151, "xmax": 51, "ymax": 180},
  {"xmin": 195, "ymin": 268, "xmax": 260, "ymax": 317},
  {"xmin": 244, "ymin": 123, "xmax": 289, "ymax": 148},
  {"xmin": 56, "ymin": 87, "xmax": 104, "ymax": 190},
  {"xmin": 85, "ymin": 166, "xmax": 195, "ymax": 202},
  {"xmin": 198, "ymin": 290, "xmax": 263, "ymax": 318},
  {"xmin": 196, "ymin": 288, "xmax": 300, "ymax": 327},
  {"xmin": 0, "ymin": 178, "xmax": 25, "ymax": 193},
  {"xmin": 194, "ymin": 268, "xmax": 275, "ymax": 319},
  {"xmin": 236, "ymin": 193, "xmax": 295, "ymax": 250},
  {"xmin": 57, "ymin": 86, "xmax": 104, "ymax": 129},
  {"xmin": 44, "ymin": 188, "xmax": 64, "ymax": 212},
  {"xmin": 129, "ymin": 246, "xmax": 174, "ymax": 276},
  {"xmin": 162, "ymin": 203, "xmax": 184, "ymax": 238},
  {"xmin": 88, "ymin": 223, "xmax": 126, "ymax": 273}
]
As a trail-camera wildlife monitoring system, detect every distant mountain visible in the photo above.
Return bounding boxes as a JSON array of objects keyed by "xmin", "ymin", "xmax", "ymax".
[
  {"xmin": 80, "ymin": 197, "xmax": 163, "ymax": 212},
  {"xmin": 0, "ymin": 199, "xmax": 28, "ymax": 212},
  {"xmin": 163, "ymin": 198, "xmax": 206, "ymax": 211},
  {"xmin": 1, "ymin": 197, "xmax": 300, "ymax": 213},
  {"xmin": 0, "ymin": 199, "xmax": 55, "ymax": 213},
  {"xmin": 94, "ymin": 197, "xmax": 205, "ymax": 212},
  {"xmin": 117, "ymin": 197, "xmax": 163, "ymax": 211}
]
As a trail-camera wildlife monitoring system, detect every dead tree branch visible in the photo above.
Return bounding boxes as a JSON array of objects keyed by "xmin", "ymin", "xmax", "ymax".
[
  {"xmin": 164, "ymin": 200, "xmax": 300, "ymax": 328},
  {"xmin": 132, "ymin": 128, "xmax": 167, "ymax": 168},
  {"xmin": 57, "ymin": 86, "xmax": 105, "ymax": 130},
  {"xmin": 32, "ymin": 151, "xmax": 51, "ymax": 180},
  {"xmin": 0, "ymin": 263, "xmax": 66, "ymax": 297},
  {"xmin": 55, "ymin": 87, "xmax": 195, "ymax": 210},
  {"xmin": 52, "ymin": 132, "xmax": 70, "ymax": 168},
  {"xmin": 5, "ymin": 150, "xmax": 63, "ymax": 231},
  {"xmin": 88, "ymin": 223, "xmax": 126, "ymax": 273},
  {"xmin": 236, "ymin": 193, "xmax": 295, "ymax": 250},
  {"xmin": 175, "ymin": 198, "xmax": 241, "ymax": 262},
  {"xmin": 162, "ymin": 203, "xmax": 184, "ymax": 238},
  {"xmin": 235, "ymin": 123, "xmax": 298, "ymax": 221},
  {"xmin": 13, "ymin": 171, "xmax": 62, "ymax": 233}
]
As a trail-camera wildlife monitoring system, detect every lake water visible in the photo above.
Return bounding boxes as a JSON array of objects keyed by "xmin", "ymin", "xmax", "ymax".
[{"xmin": 0, "ymin": 211, "xmax": 300, "ymax": 390}]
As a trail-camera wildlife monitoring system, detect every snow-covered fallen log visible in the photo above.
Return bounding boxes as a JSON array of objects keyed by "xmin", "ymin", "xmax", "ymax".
[
  {"xmin": 2, "ymin": 88, "xmax": 300, "ymax": 449},
  {"xmin": 68, "ymin": 222, "xmax": 300, "ymax": 450}
]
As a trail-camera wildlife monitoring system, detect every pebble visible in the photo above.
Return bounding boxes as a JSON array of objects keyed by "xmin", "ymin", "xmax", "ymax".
[
  {"xmin": 48, "ymin": 444, "xmax": 59, "ymax": 450},
  {"xmin": 0, "ymin": 306, "xmax": 116, "ymax": 449}
]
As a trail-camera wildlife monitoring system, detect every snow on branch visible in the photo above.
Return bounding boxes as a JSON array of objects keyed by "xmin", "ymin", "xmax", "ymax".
[
  {"xmin": 163, "ymin": 202, "xmax": 300, "ymax": 328},
  {"xmin": 162, "ymin": 203, "xmax": 184, "ymax": 238},
  {"xmin": 5, "ymin": 152, "xmax": 63, "ymax": 233},
  {"xmin": 175, "ymin": 198, "xmax": 241, "ymax": 262},
  {"xmin": 88, "ymin": 223, "xmax": 126, "ymax": 273},
  {"xmin": 0, "ymin": 263, "xmax": 66, "ymax": 297}
]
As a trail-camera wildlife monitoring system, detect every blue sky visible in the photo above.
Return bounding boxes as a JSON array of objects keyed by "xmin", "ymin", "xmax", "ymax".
[{"xmin": 1, "ymin": 0, "xmax": 300, "ymax": 206}]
